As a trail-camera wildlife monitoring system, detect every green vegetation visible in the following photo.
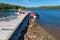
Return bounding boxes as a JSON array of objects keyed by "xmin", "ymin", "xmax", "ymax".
[
  {"xmin": 37, "ymin": 6, "xmax": 60, "ymax": 9},
  {"xmin": 0, "ymin": 3, "xmax": 60, "ymax": 10},
  {"xmin": 28, "ymin": 6, "xmax": 60, "ymax": 9},
  {"xmin": 0, "ymin": 3, "xmax": 26, "ymax": 10}
]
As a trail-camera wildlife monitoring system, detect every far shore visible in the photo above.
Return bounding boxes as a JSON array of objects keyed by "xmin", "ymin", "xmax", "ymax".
[
  {"xmin": 0, "ymin": 8, "xmax": 60, "ymax": 11},
  {"xmin": 0, "ymin": 9, "xmax": 17, "ymax": 11}
]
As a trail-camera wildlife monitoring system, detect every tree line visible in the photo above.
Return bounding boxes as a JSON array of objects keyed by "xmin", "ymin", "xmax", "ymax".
[
  {"xmin": 0, "ymin": 3, "xmax": 26, "ymax": 10},
  {"xmin": 37, "ymin": 6, "xmax": 60, "ymax": 9}
]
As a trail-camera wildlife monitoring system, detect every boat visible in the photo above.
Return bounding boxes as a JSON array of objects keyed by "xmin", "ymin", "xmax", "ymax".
[{"xmin": 30, "ymin": 11, "xmax": 39, "ymax": 19}]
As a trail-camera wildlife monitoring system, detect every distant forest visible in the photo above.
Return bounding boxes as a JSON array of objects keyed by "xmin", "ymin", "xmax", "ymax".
[
  {"xmin": 0, "ymin": 3, "xmax": 26, "ymax": 10},
  {"xmin": 37, "ymin": 6, "xmax": 60, "ymax": 9},
  {"xmin": 0, "ymin": 3, "xmax": 60, "ymax": 10},
  {"xmin": 28, "ymin": 6, "xmax": 60, "ymax": 9}
]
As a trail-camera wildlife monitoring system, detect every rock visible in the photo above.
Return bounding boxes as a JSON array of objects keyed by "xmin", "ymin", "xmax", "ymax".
[{"xmin": 24, "ymin": 19, "xmax": 57, "ymax": 40}]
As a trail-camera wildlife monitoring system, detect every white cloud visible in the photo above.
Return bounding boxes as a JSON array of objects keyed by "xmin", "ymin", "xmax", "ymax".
[{"xmin": 23, "ymin": 0, "xmax": 29, "ymax": 3}]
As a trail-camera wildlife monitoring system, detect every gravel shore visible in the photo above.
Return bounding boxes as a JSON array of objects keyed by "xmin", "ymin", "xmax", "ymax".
[{"xmin": 24, "ymin": 19, "xmax": 57, "ymax": 40}]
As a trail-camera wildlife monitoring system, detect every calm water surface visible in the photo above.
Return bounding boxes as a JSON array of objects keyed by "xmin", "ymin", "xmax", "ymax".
[
  {"xmin": 0, "ymin": 10, "xmax": 17, "ymax": 17},
  {"xmin": 32, "ymin": 9, "xmax": 60, "ymax": 31},
  {"xmin": 0, "ymin": 9, "xmax": 60, "ymax": 31}
]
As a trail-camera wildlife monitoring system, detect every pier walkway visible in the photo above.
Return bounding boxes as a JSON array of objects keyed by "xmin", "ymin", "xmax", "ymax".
[{"xmin": 0, "ymin": 12, "xmax": 30, "ymax": 40}]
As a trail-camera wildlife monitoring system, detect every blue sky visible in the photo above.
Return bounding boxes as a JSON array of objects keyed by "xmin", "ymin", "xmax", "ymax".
[{"xmin": 0, "ymin": 0, "xmax": 60, "ymax": 7}]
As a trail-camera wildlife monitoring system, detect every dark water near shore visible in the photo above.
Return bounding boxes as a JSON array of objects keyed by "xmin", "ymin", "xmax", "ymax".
[
  {"xmin": 32, "ymin": 9, "xmax": 60, "ymax": 40},
  {"xmin": 32, "ymin": 9, "xmax": 60, "ymax": 31}
]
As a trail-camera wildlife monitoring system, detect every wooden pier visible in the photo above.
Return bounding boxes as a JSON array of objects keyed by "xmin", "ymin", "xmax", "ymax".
[{"xmin": 0, "ymin": 12, "xmax": 30, "ymax": 40}]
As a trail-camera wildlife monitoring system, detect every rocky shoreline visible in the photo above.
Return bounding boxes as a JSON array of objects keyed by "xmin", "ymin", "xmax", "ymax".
[{"xmin": 24, "ymin": 19, "xmax": 57, "ymax": 40}]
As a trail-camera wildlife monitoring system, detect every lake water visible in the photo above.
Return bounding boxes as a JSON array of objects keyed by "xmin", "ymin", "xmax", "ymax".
[
  {"xmin": 0, "ymin": 9, "xmax": 60, "ymax": 31},
  {"xmin": 32, "ymin": 9, "xmax": 60, "ymax": 40},
  {"xmin": 0, "ymin": 10, "xmax": 17, "ymax": 17},
  {"xmin": 0, "ymin": 9, "xmax": 60, "ymax": 39},
  {"xmin": 32, "ymin": 9, "xmax": 60, "ymax": 31}
]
